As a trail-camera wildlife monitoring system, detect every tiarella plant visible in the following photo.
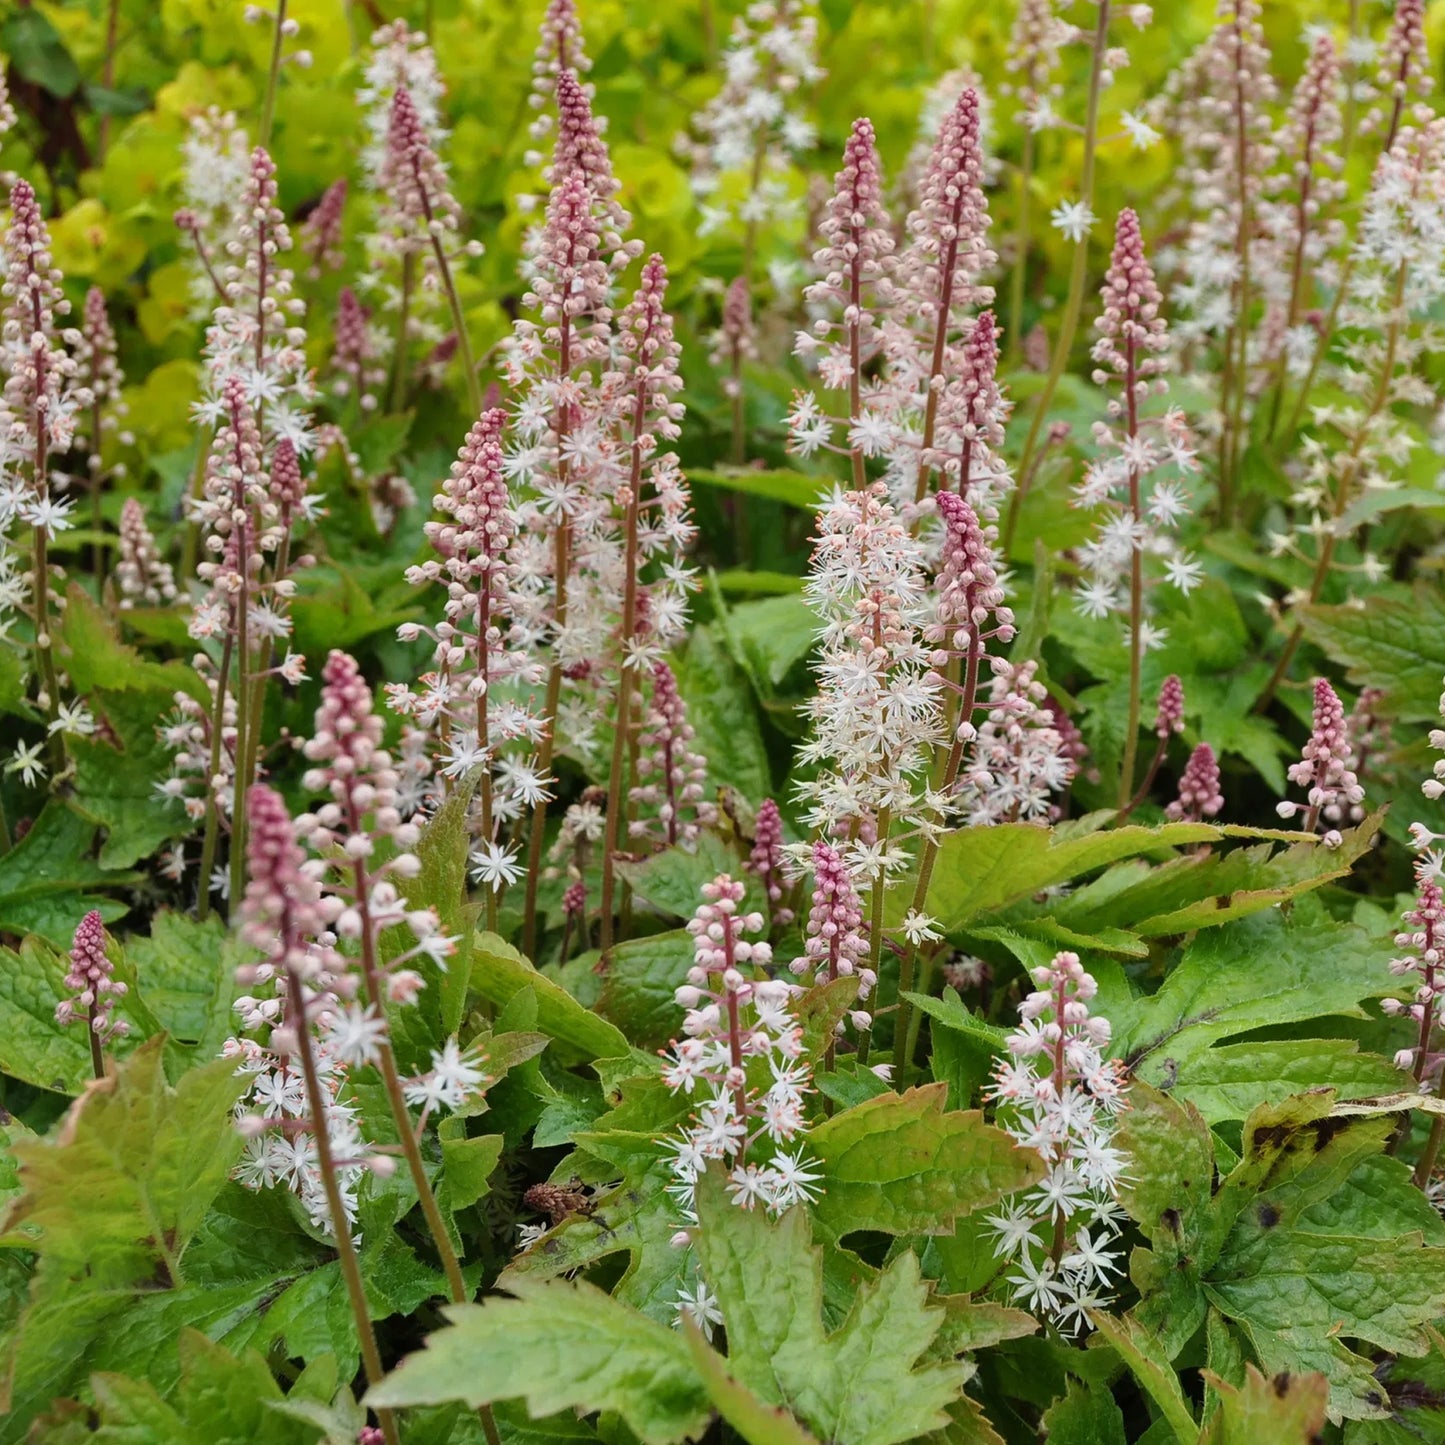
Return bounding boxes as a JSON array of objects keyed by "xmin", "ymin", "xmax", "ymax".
[{"xmin": 8, "ymin": 5, "xmax": 1445, "ymax": 1445}]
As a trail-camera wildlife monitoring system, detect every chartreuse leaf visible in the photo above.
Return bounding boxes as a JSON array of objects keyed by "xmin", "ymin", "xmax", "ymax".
[
  {"xmin": 1089, "ymin": 1309, "xmax": 1200, "ymax": 1445},
  {"xmin": 807, "ymin": 1083, "xmax": 1045, "ymax": 1237},
  {"xmin": 682, "ymin": 1320, "xmax": 822, "ymax": 1445},
  {"xmin": 1043, "ymin": 815, "xmax": 1381, "ymax": 939},
  {"xmin": 1, "ymin": 1036, "xmax": 246, "ymax": 1288},
  {"xmin": 692, "ymin": 1169, "xmax": 973, "ymax": 1445},
  {"xmin": 367, "ymin": 1276, "xmax": 711, "ymax": 1444},
  {"xmin": 471, "ymin": 931, "xmax": 630, "ymax": 1062},
  {"xmin": 88, "ymin": 1329, "xmax": 331, "ymax": 1444},
  {"xmin": 1198, "ymin": 1364, "xmax": 1329, "ymax": 1444},
  {"xmin": 904, "ymin": 819, "xmax": 1225, "ymax": 930}
]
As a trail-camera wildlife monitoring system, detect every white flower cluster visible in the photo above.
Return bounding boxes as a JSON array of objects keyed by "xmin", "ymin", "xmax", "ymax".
[
  {"xmin": 682, "ymin": 0, "xmax": 823, "ymax": 238},
  {"xmin": 661, "ymin": 875, "xmax": 822, "ymax": 1335},
  {"xmin": 956, "ymin": 659, "xmax": 1076, "ymax": 825},
  {"xmin": 797, "ymin": 482, "xmax": 941, "ymax": 864},
  {"xmin": 985, "ymin": 950, "xmax": 1129, "ymax": 1335}
]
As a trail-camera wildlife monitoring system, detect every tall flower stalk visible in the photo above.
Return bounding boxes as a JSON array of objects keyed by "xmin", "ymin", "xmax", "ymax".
[
  {"xmin": 985, "ymin": 950, "xmax": 1129, "ymax": 1334},
  {"xmin": 294, "ymin": 652, "xmax": 501, "ymax": 1425},
  {"xmin": 1261, "ymin": 119, "xmax": 1445, "ymax": 707},
  {"xmin": 236, "ymin": 784, "xmax": 400, "ymax": 1445},
  {"xmin": 598, "ymin": 255, "xmax": 689, "ymax": 948},
  {"xmin": 792, "ymin": 116, "xmax": 892, "ymax": 489},
  {"xmin": 391, "ymin": 407, "xmax": 547, "ymax": 926},
  {"xmin": 1004, "ymin": 0, "xmax": 1114, "ymax": 551},
  {"xmin": 1081, "ymin": 209, "xmax": 1196, "ymax": 807},
  {"xmin": 2, "ymin": 179, "xmax": 85, "ymax": 757},
  {"xmin": 509, "ymin": 69, "xmax": 641, "ymax": 955}
]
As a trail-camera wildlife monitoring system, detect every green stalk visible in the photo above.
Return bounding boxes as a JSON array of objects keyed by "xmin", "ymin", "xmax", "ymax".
[
  {"xmin": 1006, "ymin": 129, "xmax": 1036, "ymax": 364},
  {"xmin": 1002, "ymin": 0, "xmax": 1110, "ymax": 554},
  {"xmin": 285, "ymin": 964, "xmax": 399, "ymax": 1445},
  {"xmin": 258, "ymin": 0, "xmax": 288, "ymax": 151},
  {"xmin": 1116, "ymin": 333, "xmax": 1144, "ymax": 811}
]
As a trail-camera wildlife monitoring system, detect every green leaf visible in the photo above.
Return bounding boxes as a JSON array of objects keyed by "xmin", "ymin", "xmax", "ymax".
[
  {"xmin": 120, "ymin": 910, "xmax": 240, "ymax": 1062},
  {"xmin": 683, "ymin": 1320, "xmax": 822, "ymax": 1445},
  {"xmin": 439, "ymin": 1125, "xmax": 504, "ymax": 1213},
  {"xmin": 727, "ymin": 596, "xmax": 817, "ymax": 689},
  {"xmin": 2, "ymin": 10, "xmax": 81, "ymax": 97},
  {"xmin": 367, "ymin": 1277, "xmax": 711, "ymax": 1445},
  {"xmin": 1298, "ymin": 586, "xmax": 1445, "ymax": 720},
  {"xmin": 88, "ymin": 1329, "xmax": 327, "ymax": 1444},
  {"xmin": 472, "ymin": 932, "xmax": 630, "ymax": 1062},
  {"xmin": 1090, "ymin": 1310, "xmax": 1199, "ymax": 1445},
  {"xmin": 910, "ymin": 819, "xmax": 1226, "ymax": 931},
  {"xmin": 1114, "ymin": 1083, "xmax": 1214, "ymax": 1353},
  {"xmin": 68, "ymin": 687, "xmax": 193, "ymax": 869},
  {"xmin": 1040, "ymin": 1383, "xmax": 1127, "ymax": 1445},
  {"xmin": 596, "ymin": 930, "xmax": 693, "ymax": 1050},
  {"xmin": 1109, "ymin": 905, "xmax": 1392, "ymax": 1093},
  {"xmin": 1158, "ymin": 1039, "xmax": 1403, "ymax": 1125},
  {"xmin": 676, "ymin": 626, "xmax": 770, "ymax": 801},
  {"xmin": 0, "ymin": 803, "xmax": 134, "ymax": 947},
  {"xmin": 808, "ymin": 1084, "xmax": 1045, "ymax": 1237},
  {"xmin": 2, "ymin": 1037, "xmax": 246, "ymax": 1288},
  {"xmin": 689, "ymin": 468, "xmax": 831, "ymax": 508},
  {"xmin": 0, "ymin": 935, "xmax": 96, "ymax": 1092},
  {"xmin": 614, "ymin": 833, "xmax": 750, "ymax": 921},
  {"xmin": 1123, "ymin": 1087, "xmax": 1445, "ymax": 1423},
  {"xmin": 58, "ymin": 585, "xmax": 200, "ymax": 699},
  {"xmin": 1198, "ymin": 1364, "xmax": 1329, "ymax": 1444},
  {"xmin": 290, "ymin": 564, "xmax": 423, "ymax": 655},
  {"xmin": 692, "ymin": 1170, "xmax": 968, "ymax": 1445}
]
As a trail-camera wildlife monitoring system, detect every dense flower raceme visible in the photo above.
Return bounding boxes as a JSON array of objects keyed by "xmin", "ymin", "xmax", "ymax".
[
  {"xmin": 1383, "ymin": 862, "xmax": 1445, "ymax": 1080},
  {"xmin": 796, "ymin": 481, "xmax": 940, "ymax": 864},
  {"xmin": 1276, "ymin": 677, "xmax": 1365, "ymax": 844},
  {"xmin": 227, "ymin": 783, "xmax": 384, "ymax": 1235},
  {"xmin": 660, "ymin": 875, "xmax": 822, "ymax": 1332},
  {"xmin": 746, "ymin": 797, "xmax": 794, "ymax": 929},
  {"xmin": 986, "ymin": 950, "xmax": 1130, "ymax": 1334},
  {"xmin": 1167, "ymin": 742, "xmax": 1225, "ymax": 822},
  {"xmin": 629, "ymin": 662, "xmax": 715, "ymax": 847},
  {"xmin": 790, "ymin": 839, "xmax": 873, "ymax": 1032},
  {"xmin": 790, "ymin": 87, "xmax": 1007, "ymax": 517},
  {"xmin": 55, "ymin": 909, "xmax": 128, "ymax": 1047},
  {"xmin": 389, "ymin": 407, "xmax": 549, "ymax": 879},
  {"xmin": 115, "ymin": 497, "xmax": 177, "ymax": 608},
  {"xmin": 1076, "ymin": 207, "xmax": 1201, "ymax": 630}
]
